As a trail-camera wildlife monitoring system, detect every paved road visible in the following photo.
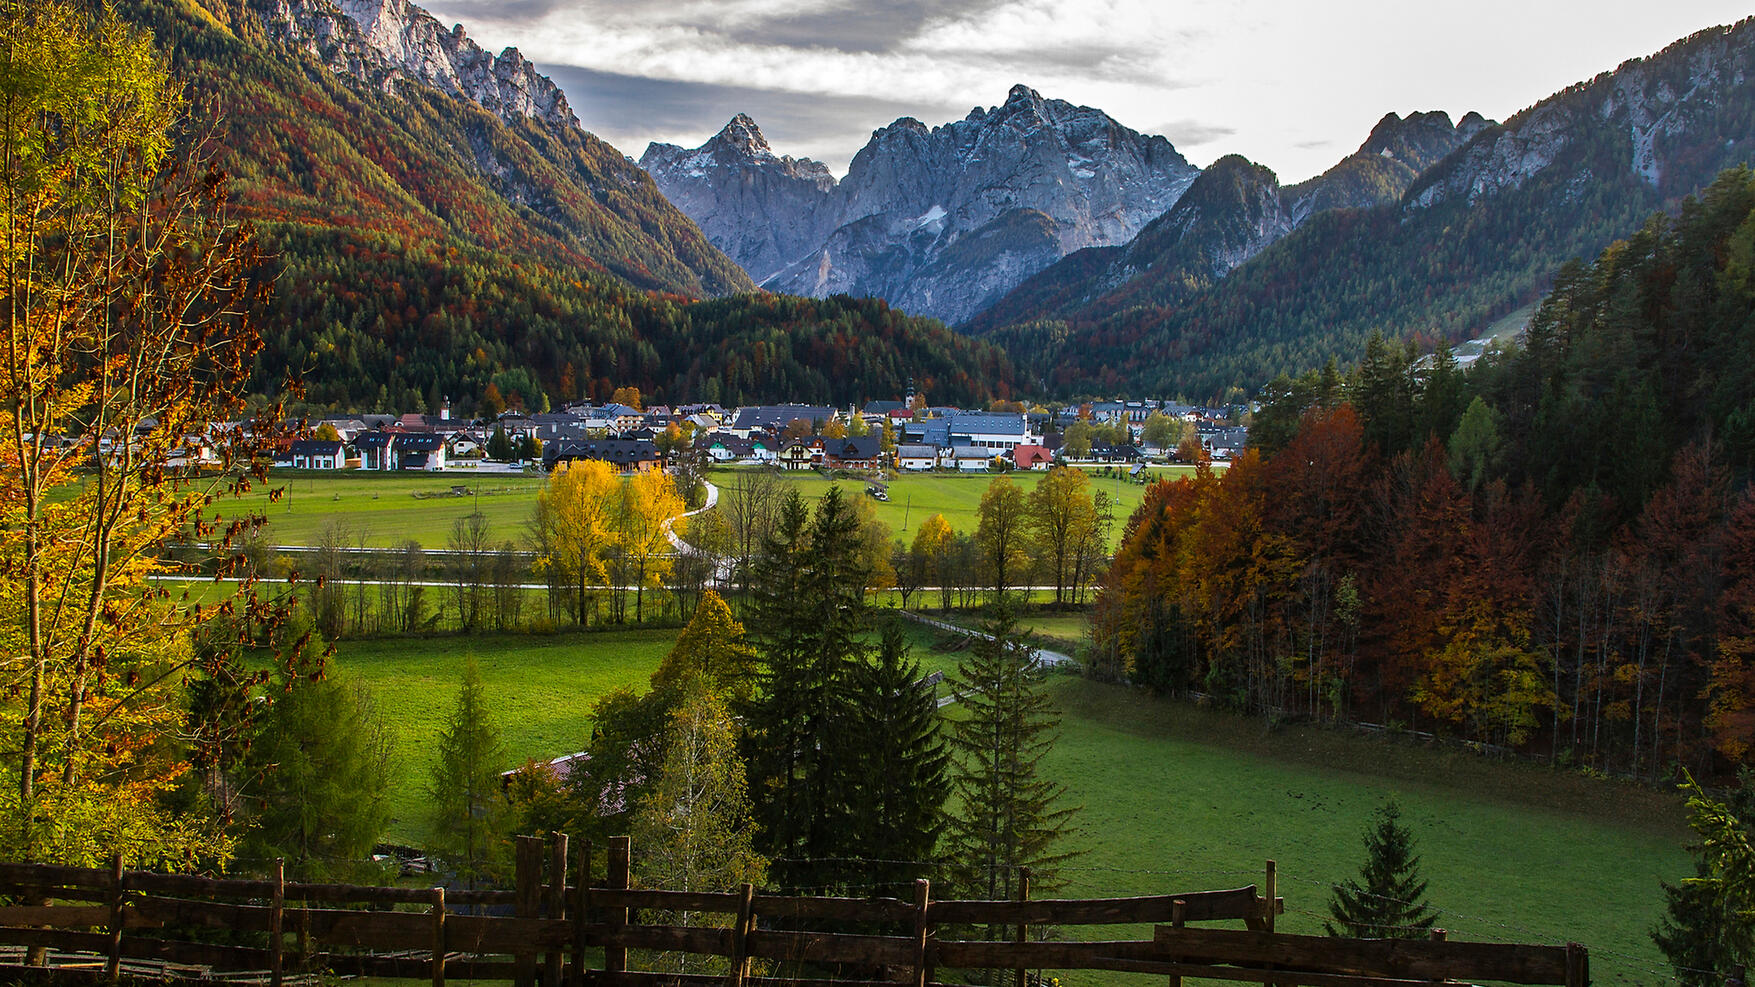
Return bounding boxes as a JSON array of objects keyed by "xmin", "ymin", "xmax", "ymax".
[
  {"xmin": 664, "ymin": 480, "xmax": 735, "ymax": 581},
  {"xmin": 899, "ymin": 610, "xmax": 1074, "ymax": 668}
]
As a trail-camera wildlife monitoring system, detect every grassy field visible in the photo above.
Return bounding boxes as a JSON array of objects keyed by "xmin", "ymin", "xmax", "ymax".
[
  {"xmin": 322, "ymin": 627, "xmax": 678, "ymax": 842},
  {"xmin": 714, "ymin": 465, "xmax": 1196, "ymax": 551},
  {"xmin": 237, "ymin": 464, "xmax": 1201, "ymax": 549},
  {"xmin": 1041, "ymin": 677, "xmax": 1687, "ymax": 986},
  {"xmin": 323, "ymin": 610, "xmax": 1691, "ymax": 983},
  {"xmin": 240, "ymin": 470, "xmax": 547, "ymax": 548}
]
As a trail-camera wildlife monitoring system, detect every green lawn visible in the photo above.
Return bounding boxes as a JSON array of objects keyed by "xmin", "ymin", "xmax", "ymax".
[
  {"xmin": 325, "ymin": 627, "xmax": 677, "ymax": 842},
  {"xmin": 727, "ymin": 465, "xmax": 1198, "ymax": 551},
  {"xmin": 1041, "ymin": 677, "xmax": 1688, "ymax": 986},
  {"xmin": 242, "ymin": 469, "xmax": 547, "ymax": 548},
  {"xmin": 317, "ymin": 613, "xmax": 1688, "ymax": 984},
  {"xmin": 235, "ymin": 464, "xmax": 1198, "ymax": 550}
]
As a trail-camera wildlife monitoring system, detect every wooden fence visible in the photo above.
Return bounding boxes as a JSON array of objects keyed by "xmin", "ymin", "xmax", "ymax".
[{"xmin": 0, "ymin": 834, "xmax": 1588, "ymax": 986}]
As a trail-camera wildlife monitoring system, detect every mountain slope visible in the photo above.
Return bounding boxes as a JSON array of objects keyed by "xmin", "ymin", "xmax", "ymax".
[
  {"xmin": 967, "ymin": 110, "xmax": 1487, "ymax": 336},
  {"xmin": 113, "ymin": 0, "xmax": 1017, "ymax": 411},
  {"xmin": 642, "ymin": 86, "xmax": 1200, "ymax": 326},
  {"xmin": 982, "ymin": 18, "xmax": 1755, "ymax": 398}
]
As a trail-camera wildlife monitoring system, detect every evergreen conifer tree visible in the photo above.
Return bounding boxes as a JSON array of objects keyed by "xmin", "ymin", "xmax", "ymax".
[
  {"xmin": 843, "ymin": 624, "xmax": 951, "ymax": 885},
  {"xmin": 240, "ymin": 671, "xmax": 392, "ymax": 880},
  {"xmin": 944, "ymin": 605, "xmax": 1081, "ymax": 915},
  {"xmin": 427, "ymin": 658, "xmax": 508, "ymax": 886},
  {"xmin": 1325, "ymin": 799, "xmax": 1439, "ymax": 939},
  {"xmin": 1653, "ymin": 771, "xmax": 1755, "ymax": 985},
  {"xmin": 743, "ymin": 487, "xmax": 872, "ymax": 889},
  {"xmin": 486, "ymin": 425, "xmax": 513, "ymax": 461}
]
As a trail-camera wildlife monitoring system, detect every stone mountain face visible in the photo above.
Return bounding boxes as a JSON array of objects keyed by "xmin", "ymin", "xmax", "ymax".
[
  {"xmin": 967, "ymin": 110, "xmax": 1488, "ymax": 334},
  {"xmin": 257, "ymin": 0, "xmax": 576, "ymax": 131},
  {"xmin": 1409, "ymin": 20, "xmax": 1755, "ymax": 209},
  {"xmin": 980, "ymin": 16, "xmax": 1755, "ymax": 399},
  {"xmin": 640, "ymin": 115, "xmax": 840, "ymax": 287},
  {"xmin": 641, "ymin": 85, "xmax": 1200, "ymax": 326},
  {"xmin": 202, "ymin": 0, "xmax": 753, "ymax": 299}
]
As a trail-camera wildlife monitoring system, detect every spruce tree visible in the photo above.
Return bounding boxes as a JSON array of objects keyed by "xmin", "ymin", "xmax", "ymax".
[
  {"xmin": 743, "ymin": 487, "xmax": 872, "ymax": 889},
  {"xmin": 944, "ymin": 604, "xmax": 1081, "ymax": 913},
  {"xmin": 240, "ymin": 673, "xmax": 392, "ymax": 880},
  {"xmin": 427, "ymin": 658, "xmax": 509, "ymax": 886},
  {"xmin": 1325, "ymin": 799, "xmax": 1439, "ymax": 939},
  {"xmin": 1653, "ymin": 771, "xmax": 1755, "ymax": 985},
  {"xmin": 842, "ymin": 623, "xmax": 951, "ymax": 886}
]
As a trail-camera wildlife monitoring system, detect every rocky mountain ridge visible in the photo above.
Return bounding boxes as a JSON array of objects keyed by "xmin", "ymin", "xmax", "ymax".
[
  {"xmin": 255, "ymin": 0, "xmax": 575, "ymax": 131},
  {"xmin": 968, "ymin": 109, "xmax": 1489, "ymax": 334},
  {"xmin": 642, "ymin": 85, "xmax": 1200, "ymax": 325},
  {"xmin": 979, "ymin": 15, "xmax": 1755, "ymax": 398}
]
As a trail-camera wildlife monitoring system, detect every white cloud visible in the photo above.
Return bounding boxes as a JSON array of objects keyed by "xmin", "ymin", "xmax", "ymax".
[{"xmin": 425, "ymin": 0, "xmax": 1755, "ymax": 182}]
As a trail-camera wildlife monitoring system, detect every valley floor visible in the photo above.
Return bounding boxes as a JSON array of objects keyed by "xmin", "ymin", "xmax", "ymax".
[{"xmin": 329, "ymin": 617, "xmax": 1687, "ymax": 985}]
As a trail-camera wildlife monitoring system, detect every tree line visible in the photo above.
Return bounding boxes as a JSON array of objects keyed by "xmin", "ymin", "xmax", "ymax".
[{"xmin": 1092, "ymin": 167, "xmax": 1755, "ymax": 782}]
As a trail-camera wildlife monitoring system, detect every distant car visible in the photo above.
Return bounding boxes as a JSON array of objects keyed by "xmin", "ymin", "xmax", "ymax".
[{"xmin": 866, "ymin": 485, "xmax": 889, "ymax": 501}]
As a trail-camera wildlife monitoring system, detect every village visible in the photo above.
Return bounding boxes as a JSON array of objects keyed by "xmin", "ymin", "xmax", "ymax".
[{"xmin": 276, "ymin": 394, "xmax": 1252, "ymax": 475}]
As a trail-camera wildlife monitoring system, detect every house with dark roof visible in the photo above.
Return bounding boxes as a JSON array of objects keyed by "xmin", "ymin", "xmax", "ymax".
[
  {"xmin": 289, "ymin": 439, "xmax": 347, "ymax": 470},
  {"xmin": 779, "ymin": 437, "xmax": 824, "ymax": 470},
  {"xmin": 352, "ymin": 430, "xmax": 397, "ymax": 471},
  {"xmin": 731, "ymin": 405, "xmax": 836, "ymax": 435},
  {"xmin": 826, "ymin": 436, "xmax": 886, "ymax": 470},
  {"xmin": 394, "ymin": 433, "xmax": 448, "ymax": 470},
  {"xmin": 896, "ymin": 443, "xmax": 938, "ymax": 471},
  {"xmin": 544, "ymin": 439, "xmax": 660, "ymax": 474}
]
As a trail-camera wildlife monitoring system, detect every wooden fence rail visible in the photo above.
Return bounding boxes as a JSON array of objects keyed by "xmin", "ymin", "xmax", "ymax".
[{"xmin": 0, "ymin": 834, "xmax": 1587, "ymax": 987}]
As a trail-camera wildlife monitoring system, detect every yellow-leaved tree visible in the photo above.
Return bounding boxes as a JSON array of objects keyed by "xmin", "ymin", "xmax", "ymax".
[
  {"xmin": 620, "ymin": 469, "xmax": 685, "ymax": 623},
  {"xmin": 2, "ymin": 0, "xmax": 282, "ymax": 864},
  {"xmin": 531, "ymin": 459, "xmax": 619, "ymax": 626}
]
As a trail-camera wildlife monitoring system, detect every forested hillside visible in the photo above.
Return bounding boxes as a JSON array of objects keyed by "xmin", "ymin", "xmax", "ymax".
[
  {"xmin": 121, "ymin": 0, "xmax": 1014, "ymax": 411},
  {"xmin": 1093, "ymin": 168, "xmax": 1755, "ymax": 781},
  {"xmin": 267, "ymin": 230, "xmax": 1017, "ymax": 410},
  {"xmin": 986, "ymin": 18, "xmax": 1755, "ymax": 400}
]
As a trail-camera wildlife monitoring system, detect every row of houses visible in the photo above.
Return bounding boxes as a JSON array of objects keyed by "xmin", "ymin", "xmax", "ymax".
[{"xmin": 276, "ymin": 395, "xmax": 1244, "ymax": 475}]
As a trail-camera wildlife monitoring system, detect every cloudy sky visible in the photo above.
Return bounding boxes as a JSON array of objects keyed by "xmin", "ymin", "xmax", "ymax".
[{"xmin": 422, "ymin": 0, "xmax": 1751, "ymax": 182}]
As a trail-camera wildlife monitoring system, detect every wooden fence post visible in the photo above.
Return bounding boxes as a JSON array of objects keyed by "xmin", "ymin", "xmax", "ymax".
[
  {"xmin": 105, "ymin": 853, "xmax": 124, "ymax": 983},
  {"xmin": 270, "ymin": 858, "xmax": 285, "ymax": 987},
  {"xmin": 605, "ymin": 836, "xmax": 631, "ymax": 976},
  {"xmin": 912, "ymin": 878, "xmax": 931, "ymax": 987},
  {"xmin": 727, "ymin": 882, "xmax": 755, "ymax": 987},
  {"xmin": 515, "ymin": 835, "xmax": 544, "ymax": 987},
  {"xmin": 1566, "ymin": 941, "xmax": 1590, "ymax": 987},
  {"xmin": 431, "ymin": 886, "xmax": 447, "ymax": 987},
  {"xmin": 1168, "ymin": 898, "xmax": 1185, "ymax": 987},
  {"xmin": 1014, "ymin": 867, "xmax": 1030, "ymax": 987},
  {"xmin": 1264, "ymin": 859, "xmax": 1276, "ymax": 933},
  {"xmin": 573, "ymin": 841, "xmax": 592, "ymax": 987},
  {"xmin": 546, "ymin": 833, "xmax": 569, "ymax": 987}
]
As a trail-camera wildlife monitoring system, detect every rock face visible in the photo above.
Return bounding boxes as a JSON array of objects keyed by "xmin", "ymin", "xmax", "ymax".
[
  {"xmin": 968, "ymin": 110, "xmax": 1489, "ymax": 333},
  {"xmin": 256, "ymin": 0, "xmax": 576, "ymax": 131},
  {"xmin": 642, "ymin": 85, "xmax": 1200, "ymax": 325},
  {"xmin": 1410, "ymin": 21, "xmax": 1755, "ymax": 208},
  {"xmin": 641, "ymin": 115, "xmax": 840, "ymax": 286}
]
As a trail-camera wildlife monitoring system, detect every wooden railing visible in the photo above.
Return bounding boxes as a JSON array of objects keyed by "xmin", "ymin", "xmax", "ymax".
[{"xmin": 0, "ymin": 833, "xmax": 1588, "ymax": 986}]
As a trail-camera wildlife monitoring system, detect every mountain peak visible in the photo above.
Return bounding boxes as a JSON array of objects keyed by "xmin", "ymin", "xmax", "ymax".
[
  {"xmin": 1007, "ymin": 83, "xmax": 1042, "ymax": 104},
  {"xmin": 710, "ymin": 113, "xmax": 772, "ymax": 157}
]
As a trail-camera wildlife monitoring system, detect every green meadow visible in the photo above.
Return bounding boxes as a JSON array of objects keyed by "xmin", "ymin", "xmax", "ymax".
[
  {"xmin": 236, "ymin": 463, "xmax": 1202, "ymax": 550},
  {"xmin": 325, "ymin": 612, "xmax": 1687, "ymax": 985}
]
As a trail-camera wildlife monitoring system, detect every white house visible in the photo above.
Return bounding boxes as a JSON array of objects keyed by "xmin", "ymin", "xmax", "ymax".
[
  {"xmin": 289, "ymin": 439, "xmax": 347, "ymax": 470},
  {"xmin": 896, "ymin": 443, "xmax": 938, "ymax": 471}
]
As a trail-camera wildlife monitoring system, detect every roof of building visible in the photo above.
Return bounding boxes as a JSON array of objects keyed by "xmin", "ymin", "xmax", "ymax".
[
  {"xmin": 289, "ymin": 439, "xmax": 345, "ymax": 456},
  {"xmin": 545, "ymin": 439, "xmax": 659, "ymax": 466},
  {"xmin": 948, "ymin": 411, "xmax": 1029, "ymax": 437},
  {"xmin": 828, "ymin": 436, "xmax": 883, "ymax": 461},
  {"xmin": 733, "ymin": 405, "xmax": 837, "ymax": 430}
]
